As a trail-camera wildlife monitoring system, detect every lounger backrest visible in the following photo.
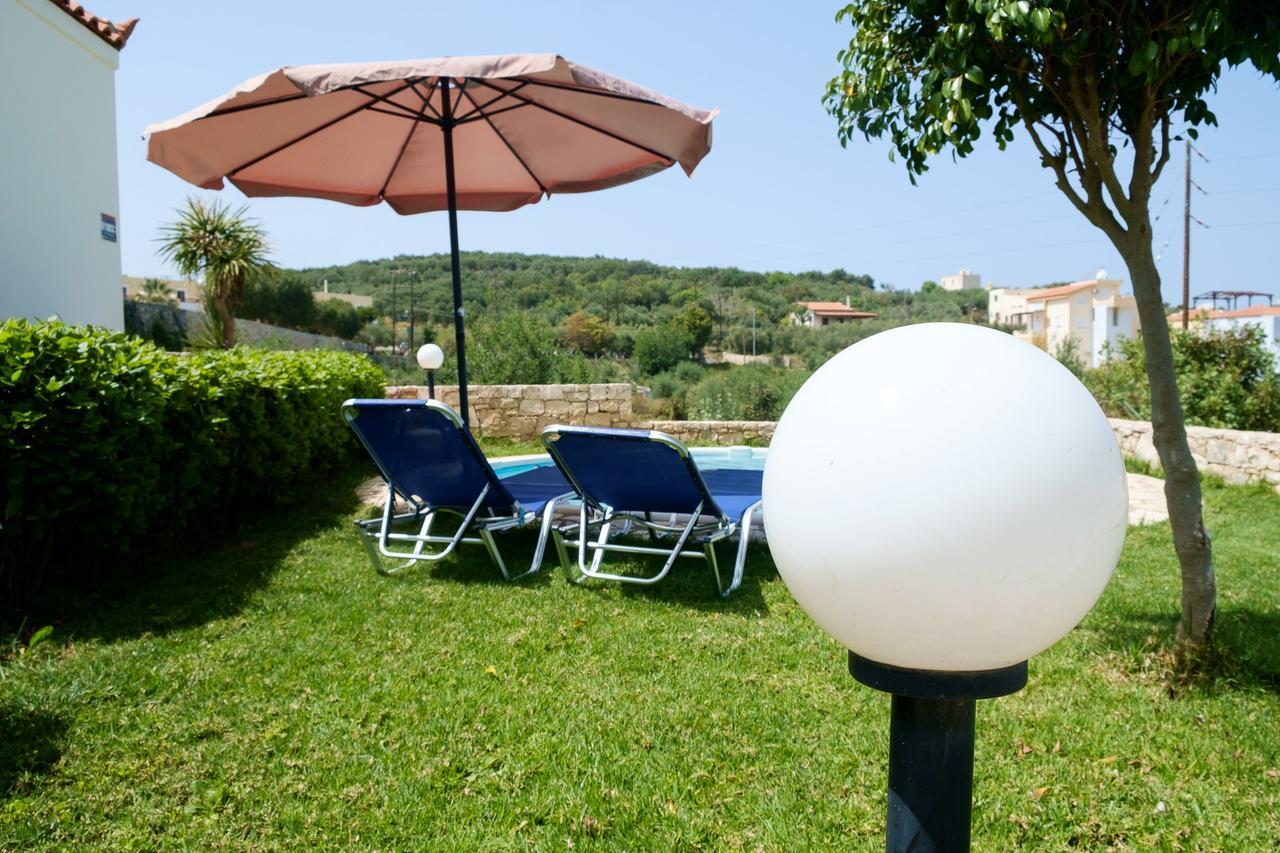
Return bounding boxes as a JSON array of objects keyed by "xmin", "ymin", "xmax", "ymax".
[
  {"xmin": 342, "ymin": 399, "xmax": 518, "ymax": 514},
  {"xmin": 542, "ymin": 426, "xmax": 723, "ymax": 518}
]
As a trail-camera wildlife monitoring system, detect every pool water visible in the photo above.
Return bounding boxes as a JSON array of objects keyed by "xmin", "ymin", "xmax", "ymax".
[{"xmin": 491, "ymin": 445, "xmax": 768, "ymax": 479}]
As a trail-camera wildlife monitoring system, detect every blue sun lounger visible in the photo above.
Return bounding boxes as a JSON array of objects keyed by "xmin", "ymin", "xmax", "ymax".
[
  {"xmin": 540, "ymin": 425, "xmax": 763, "ymax": 597},
  {"xmin": 343, "ymin": 399, "xmax": 574, "ymax": 579}
]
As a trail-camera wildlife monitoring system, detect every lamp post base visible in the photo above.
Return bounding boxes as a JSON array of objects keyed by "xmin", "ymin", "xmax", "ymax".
[{"xmin": 849, "ymin": 653, "xmax": 1027, "ymax": 853}]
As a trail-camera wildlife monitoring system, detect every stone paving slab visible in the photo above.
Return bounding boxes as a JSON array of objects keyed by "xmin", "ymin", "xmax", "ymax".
[{"xmin": 1127, "ymin": 473, "xmax": 1169, "ymax": 526}]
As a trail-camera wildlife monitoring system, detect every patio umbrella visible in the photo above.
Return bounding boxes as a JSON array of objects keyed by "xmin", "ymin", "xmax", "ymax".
[{"xmin": 145, "ymin": 53, "xmax": 717, "ymax": 424}]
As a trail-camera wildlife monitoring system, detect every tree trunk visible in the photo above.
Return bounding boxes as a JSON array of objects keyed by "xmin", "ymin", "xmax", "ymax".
[
  {"xmin": 1117, "ymin": 237, "xmax": 1216, "ymax": 644},
  {"xmin": 214, "ymin": 294, "xmax": 237, "ymax": 349}
]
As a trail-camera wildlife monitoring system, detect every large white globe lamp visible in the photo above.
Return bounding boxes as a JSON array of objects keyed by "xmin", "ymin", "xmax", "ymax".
[
  {"xmin": 764, "ymin": 322, "xmax": 1126, "ymax": 671},
  {"xmin": 762, "ymin": 322, "xmax": 1128, "ymax": 850}
]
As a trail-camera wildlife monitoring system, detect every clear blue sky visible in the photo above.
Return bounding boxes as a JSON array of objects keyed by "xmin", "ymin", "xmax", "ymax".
[{"xmin": 102, "ymin": 0, "xmax": 1280, "ymax": 303}]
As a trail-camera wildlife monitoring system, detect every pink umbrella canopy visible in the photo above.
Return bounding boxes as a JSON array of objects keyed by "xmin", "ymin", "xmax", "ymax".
[
  {"xmin": 145, "ymin": 53, "xmax": 717, "ymax": 214},
  {"xmin": 145, "ymin": 53, "xmax": 716, "ymax": 424}
]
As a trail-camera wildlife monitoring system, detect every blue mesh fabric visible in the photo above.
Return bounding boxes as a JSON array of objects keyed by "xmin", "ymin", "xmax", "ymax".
[{"xmin": 344, "ymin": 400, "xmax": 518, "ymax": 513}]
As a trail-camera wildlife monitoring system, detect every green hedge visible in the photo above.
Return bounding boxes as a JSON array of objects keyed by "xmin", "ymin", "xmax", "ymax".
[{"xmin": 0, "ymin": 319, "xmax": 383, "ymax": 603}]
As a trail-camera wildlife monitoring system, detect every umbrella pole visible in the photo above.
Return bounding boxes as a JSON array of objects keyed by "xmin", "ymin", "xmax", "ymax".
[{"xmin": 440, "ymin": 83, "xmax": 469, "ymax": 427}]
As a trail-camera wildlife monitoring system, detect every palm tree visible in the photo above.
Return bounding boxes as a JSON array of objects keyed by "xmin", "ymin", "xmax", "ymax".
[
  {"xmin": 137, "ymin": 277, "xmax": 174, "ymax": 304},
  {"xmin": 156, "ymin": 198, "xmax": 274, "ymax": 349}
]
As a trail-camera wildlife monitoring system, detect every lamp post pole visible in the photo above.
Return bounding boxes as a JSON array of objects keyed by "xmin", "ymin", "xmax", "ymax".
[{"xmin": 849, "ymin": 655, "xmax": 1027, "ymax": 851}]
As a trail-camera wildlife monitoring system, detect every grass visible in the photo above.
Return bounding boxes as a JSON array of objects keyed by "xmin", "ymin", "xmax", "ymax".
[{"xmin": 1, "ymin": 474, "xmax": 1278, "ymax": 849}]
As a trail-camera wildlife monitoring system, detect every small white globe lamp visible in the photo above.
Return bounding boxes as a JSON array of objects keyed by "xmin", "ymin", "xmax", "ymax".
[
  {"xmin": 416, "ymin": 343, "xmax": 445, "ymax": 399},
  {"xmin": 763, "ymin": 322, "xmax": 1127, "ymax": 851}
]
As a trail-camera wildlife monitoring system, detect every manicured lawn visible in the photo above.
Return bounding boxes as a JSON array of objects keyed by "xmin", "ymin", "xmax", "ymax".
[{"xmin": 2, "ymin": 472, "xmax": 1278, "ymax": 848}]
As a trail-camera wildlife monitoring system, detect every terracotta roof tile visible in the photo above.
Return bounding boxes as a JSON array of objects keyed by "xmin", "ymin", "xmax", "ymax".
[
  {"xmin": 1024, "ymin": 280, "xmax": 1103, "ymax": 302},
  {"xmin": 45, "ymin": 0, "xmax": 138, "ymax": 50},
  {"xmin": 1171, "ymin": 304, "xmax": 1280, "ymax": 321},
  {"xmin": 796, "ymin": 301, "xmax": 877, "ymax": 318}
]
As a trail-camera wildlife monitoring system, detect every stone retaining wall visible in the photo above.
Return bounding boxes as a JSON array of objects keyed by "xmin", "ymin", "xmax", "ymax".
[
  {"xmin": 638, "ymin": 419, "xmax": 777, "ymax": 446},
  {"xmin": 378, "ymin": 384, "xmax": 1280, "ymax": 490},
  {"xmin": 384, "ymin": 383, "xmax": 633, "ymax": 438},
  {"xmin": 1109, "ymin": 418, "xmax": 1280, "ymax": 490}
]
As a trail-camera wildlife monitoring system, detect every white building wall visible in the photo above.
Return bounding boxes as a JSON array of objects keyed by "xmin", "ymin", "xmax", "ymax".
[
  {"xmin": 0, "ymin": 0, "xmax": 124, "ymax": 329},
  {"xmin": 940, "ymin": 269, "xmax": 981, "ymax": 291},
  {"xmin": 1210, "ymin": 315, "xmax": 1280, "ymax": 369}
]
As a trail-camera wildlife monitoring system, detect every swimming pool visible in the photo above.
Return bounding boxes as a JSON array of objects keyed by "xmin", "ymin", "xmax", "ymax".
[{"xmin": 491, "ymin": 445, "xmax": 768, "ymax": 479}]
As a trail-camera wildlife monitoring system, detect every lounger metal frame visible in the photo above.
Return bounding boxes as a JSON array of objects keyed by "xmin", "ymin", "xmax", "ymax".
[
  {"xmin": 541, "ymin": 426, "xmax": 762, "ymax": 597},
  {"xmin": 344, "ymin": 399, "xmax": 572, "ymax": 580}
]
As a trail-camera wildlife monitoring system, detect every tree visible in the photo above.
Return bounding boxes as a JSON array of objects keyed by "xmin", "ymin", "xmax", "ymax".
[
  {"xmin": 633, "ymin": 326, "xmax": 695, "ymax": 376},
  {"xmin": 157, "ymin": 198, "xmax": 275, "ymax": 348},
  {"xmin": 241, "ymin": 275, "xmax": 318, "ymax": 331},
  {"xmin": 672, "ymin": 304, "xmax": 714, "ymax": 354},
  {"xmin": 825, "ymin": 1, "xmax": 1280, "ymax": 645},
  {"xmin": 137, "ymin": 278, "xmax": 175, "ymax": 304},
  {"xmin": 562, "ymin": 311, "xmax": 613, "ymax": 355},
  {"xmin": 468, "ymin": 313, "xmax": 591, "ymax": 384}
]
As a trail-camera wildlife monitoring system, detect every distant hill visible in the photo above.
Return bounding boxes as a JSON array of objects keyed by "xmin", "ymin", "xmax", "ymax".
[{"xmin": 286, "ymin": 251, "xmax": 877, "ymax": 333}]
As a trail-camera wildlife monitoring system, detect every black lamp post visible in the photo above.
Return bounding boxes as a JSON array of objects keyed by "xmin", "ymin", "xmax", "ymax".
[
  {"xmin": 416, "ymin": 343, "xmax": 444, "ymax": 401},
  {"xmin": 849, "ymin": 656, "xmax": 1026, "ymax": 851}
]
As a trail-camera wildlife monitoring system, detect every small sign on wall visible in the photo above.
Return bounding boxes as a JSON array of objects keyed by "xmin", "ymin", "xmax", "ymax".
[{"xmin": 101, "ymin": 213, "xmax": 117, "ymax": 242}]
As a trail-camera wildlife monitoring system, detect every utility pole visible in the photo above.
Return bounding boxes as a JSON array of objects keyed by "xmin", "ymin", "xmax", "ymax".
[
  {"xmin": 389, "ymin": 273, "xmax": 397, "ymax": 351},
  {"xmin": 391, "ymin": 268, "xmax": 417, "ymax": 350},
  {"xmin": 1182, "ymin": 138, "xmax": 1191, "ymax": 330},
  {"xmin": 752, "ymin": 307, "xmax": 757, "ymax": 357}
]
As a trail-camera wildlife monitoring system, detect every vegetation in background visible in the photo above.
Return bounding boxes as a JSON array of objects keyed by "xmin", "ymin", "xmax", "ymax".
[
  {"xmin": 467, "ymin": 314, "xmax": 594, "ymax": 386},
  {"xmin": 560, "ymin": 311, "xmax": 612, "ymax": 356},
  {"xmin": 824, "ymin": 1, "xmax": 1280, "ymax": 646},
  {"xmin": 239, "ymin": 275, "xmax": 372, "ymax": 341},
  {"xmin": 684, "ymin": 364, "xmax": 811, "ymax": 421},
  {"xmin": 122, "ymin": 301, "xmax": 187, "ymax": 352},
  {"xmin": 157, "ymin": 198, "xmax": 275, "ymax": 349},
  {"xmin": 0, "ymin": 319, "xmax": 382, "ymax": 605},
  {"xmin": 1083, "ymin": 326, "xmax": 1280, "ymax": 433},
  {"xmin": 136, "ymin": 278, "xmax": 175, "ymax": 305}
]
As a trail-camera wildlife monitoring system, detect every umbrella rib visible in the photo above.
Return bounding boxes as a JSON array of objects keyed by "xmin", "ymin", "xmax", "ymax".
[
  {"xmin": 378, "ymin": 99, "xmax": 432, "ymax": 200},
  {"xmin": 453, "ymin": 81, "xmax": 530, "ymax": 122},
  {"xmin": 205, "ymin": 92, "xmax": 310, "ymax": 119},
  {"xmin": 351, "ymin": 83, "xmax": 430, "ymax": 120},
  {"xmin": 408, "ymin": 80, "xmax": 443, "ymax": 120},
  {"xmin": 200, "ymin": 80, "xmax": 413, "ymax": 123},
  {"xmin": 226, "ymin": 79, "xmax": 416, "ymax": 178},
  {"xmin": 470, "ymin": 80, "xmax": 675, "ymax": 165},
  {"xmin": 455, "ymin": 101, "xmax": 529, "ymax": 125},
  {"xmin": 514, "ymin": 76, "xmax": 671, "ymax": 107},
  {"xmin": 367, "ymin": 105, "xmax": 441, "ymax": 124},
  {"xmin": 458, "ymin": 87, "xmax": 549, "ymax": 197}
]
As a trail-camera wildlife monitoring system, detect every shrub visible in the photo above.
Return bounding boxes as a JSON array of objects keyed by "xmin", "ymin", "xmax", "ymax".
[
  {"xmin": 468, "ymin": 313, "xmax": 592, "ymax": 384},
  {"xmin": 683, "ymin": 364, "xmax": 810, "ymax": 421},
  {"xmin": 0, "ymin": 319, "xmax": 384, "ymax": 604},
  {"xmin": 633, "ymin": 325, "xmax": 695, "ymax": 376},
  {"xmin": 1084, "ymin": 325, "xmax": 1280, "ymax": 431}
]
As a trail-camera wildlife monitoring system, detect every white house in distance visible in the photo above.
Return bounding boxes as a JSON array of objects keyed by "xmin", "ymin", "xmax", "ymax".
[
  {"xmin": 1173, "ymin": 304, "xmax": 1280, "ymax": 369},
  {"xmin": 0, "ymin": 0, "xmax": 137, "ymax": 330},
  {"xmin": 989, "ymin": 277, "xmax": 1140, "ymax": 367},
  {"xmin": 940, "ymin": 269, "xmax": 982, "ymax": 291},
  {"xmin": 790, "ymin": 299, "xmax": 878, "ymax": 328}
]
